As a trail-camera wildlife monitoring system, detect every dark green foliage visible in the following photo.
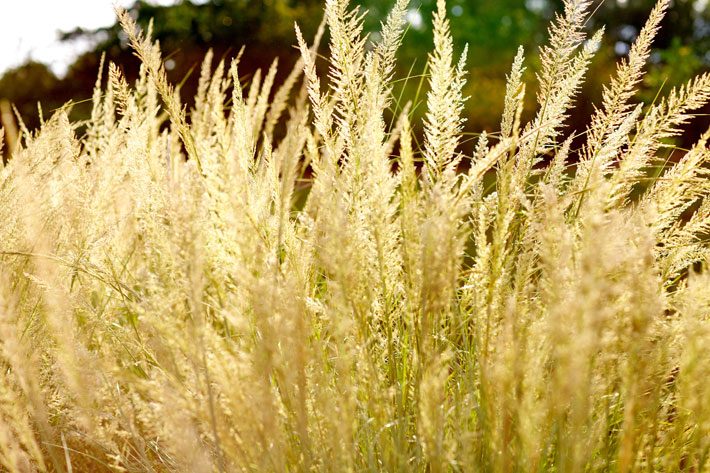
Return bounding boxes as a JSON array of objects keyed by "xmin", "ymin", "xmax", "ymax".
[{"xmin": 0, "ymin": 0, "xmax": 707, "ymax": 141}]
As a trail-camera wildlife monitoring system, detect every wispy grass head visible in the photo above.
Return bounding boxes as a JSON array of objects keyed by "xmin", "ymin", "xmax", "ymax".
[{"xmin": 0, "ymin": 1, "xmax": 709, "ymax": 471}]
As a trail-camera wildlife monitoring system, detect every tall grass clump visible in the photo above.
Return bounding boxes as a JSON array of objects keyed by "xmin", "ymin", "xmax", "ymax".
[{"xmin": 1, "ymin": 0, "xmax": 709, "ymax": 471}]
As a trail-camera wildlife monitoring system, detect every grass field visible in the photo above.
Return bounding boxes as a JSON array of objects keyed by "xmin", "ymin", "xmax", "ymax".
[{"xmin": 0, "ymin": 0, "xmax": 709, "ymax": 471}]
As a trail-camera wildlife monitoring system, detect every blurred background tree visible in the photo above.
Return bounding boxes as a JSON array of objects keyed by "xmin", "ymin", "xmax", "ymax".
[{"xmin": 0, "ymin": 0, "xmax": 707, "ymax": 150}]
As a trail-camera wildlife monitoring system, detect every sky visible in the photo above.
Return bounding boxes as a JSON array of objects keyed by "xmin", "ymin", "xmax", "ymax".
[{"xmin": 0, "ymin": 0, "xmax": 179, "ymax": 76}]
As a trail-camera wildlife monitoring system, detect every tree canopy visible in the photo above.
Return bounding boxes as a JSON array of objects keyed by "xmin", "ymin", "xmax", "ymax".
[{"xmin": 1, "ymin": 0, "xmax": 707, "ymax": 138}]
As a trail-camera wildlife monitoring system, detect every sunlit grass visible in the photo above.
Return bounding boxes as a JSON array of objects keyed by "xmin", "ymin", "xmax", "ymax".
[{"xmin": 0, "ymin": 0, "xmax": 709, "ymax": 471}]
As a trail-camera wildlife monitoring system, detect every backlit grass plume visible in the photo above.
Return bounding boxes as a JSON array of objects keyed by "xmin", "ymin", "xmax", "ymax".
[{"xmin": 1, "ymin": 0, "xmax": 709, "ymax": 471}]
